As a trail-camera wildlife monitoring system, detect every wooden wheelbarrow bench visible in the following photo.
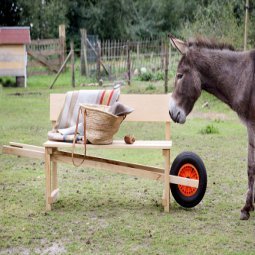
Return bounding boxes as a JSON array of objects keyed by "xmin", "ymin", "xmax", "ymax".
[{"xmin": 3, "ymin": 94, "xmax": 199, "ymax": 212}]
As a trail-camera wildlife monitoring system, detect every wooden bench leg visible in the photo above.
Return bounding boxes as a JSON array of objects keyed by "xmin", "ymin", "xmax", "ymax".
[
  {"xmin": 51, "ymin": 160, "xmax": 59, "ymax": 203},
  {"xmin": 163, "ymin": 149, "xmax": 170, "ymax": 212},
  {"xmin": 52, "ymin": 161, "xmax": 58, "ymax": 190},
  {"xmin": 45, "ymin": 148, "xmax": 52, "ymax": 211}
]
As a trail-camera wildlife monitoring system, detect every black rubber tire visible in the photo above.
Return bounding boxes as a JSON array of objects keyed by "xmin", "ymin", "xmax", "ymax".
[{"xmin": 170, "ymin": 152, "xmax": 207, "ymax": 208}]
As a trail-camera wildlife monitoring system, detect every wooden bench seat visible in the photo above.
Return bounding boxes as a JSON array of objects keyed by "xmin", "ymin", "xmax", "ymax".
[{"xmin": 44, "ymin": 140, "xmax": 172, "ymax": 149}]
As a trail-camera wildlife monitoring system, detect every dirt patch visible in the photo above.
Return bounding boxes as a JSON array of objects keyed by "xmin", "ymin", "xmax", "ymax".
[
  {"xmin": 8, "ymin": 92, "xmax": 42, "ymax": 96},
  {"xmin": 0, "ymin": 247, "xmax": 30, "ymax": 255},
  {"xmin": 35, "ymin": 242, "xmax": 66, "ymax": 255},
  {"xmin": 0, "ymin": 242, "xmax": 66, "ymax": 255},
  {"xmin": 189, "ymin": 111, "xmax": 230, "ymax": 121}
]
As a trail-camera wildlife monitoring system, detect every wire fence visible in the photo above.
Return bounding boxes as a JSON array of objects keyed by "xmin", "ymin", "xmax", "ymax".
[{"xmin": 27, "ymin": 35, "xmax": 181, "ymax": 89}]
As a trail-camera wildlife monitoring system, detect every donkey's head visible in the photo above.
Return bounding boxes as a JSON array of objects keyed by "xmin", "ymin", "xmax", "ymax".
[{"xmin": 168, "ymin": 35, "xmax": 202, "ymax": 124}]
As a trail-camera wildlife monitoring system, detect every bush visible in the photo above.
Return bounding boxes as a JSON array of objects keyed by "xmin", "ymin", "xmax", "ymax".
[
  {"xmin": 199, "ymin": 124, "xmax": 219, "ymax": 135},
  {"xmin": 154, "ymin": 71, "xmax": 164, "ymax": 81},
  {"xmin": 145, "ymin": 84, "xmax": 156, "ymax": 91},
  {"xmin": 1, "ymin": 78, "xmax": 16, "ymax": 87},
  {"xmin": 138, "ymin": 72, "xmax": 154, "ymax": 81},
  {"xmin": 137, "ymin": 71, "xmax": 164, "ymax": 82}
]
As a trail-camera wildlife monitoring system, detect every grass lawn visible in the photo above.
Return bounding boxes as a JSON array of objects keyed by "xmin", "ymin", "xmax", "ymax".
[{"xmin": 0, "ymin": 76, "xmax": 254, "ymax": 255}]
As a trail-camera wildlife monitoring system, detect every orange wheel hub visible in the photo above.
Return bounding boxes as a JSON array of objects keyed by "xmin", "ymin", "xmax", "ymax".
[{"xmin": 178, "ymin": 163, "xmax": 199, "ymax": 197}]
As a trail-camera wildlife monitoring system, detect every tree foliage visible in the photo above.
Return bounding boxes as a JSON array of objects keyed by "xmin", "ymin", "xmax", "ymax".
[
  {"xmin": 0, "ymin": 0, "xmax": 21, "ymax": 26},
  {"xmin": 180, "ymin": 0, "xmax": 245, "ymax": 48},
  {"xmin": 0, "ymin": 0, "xmax": 254, "ymax": 48}
]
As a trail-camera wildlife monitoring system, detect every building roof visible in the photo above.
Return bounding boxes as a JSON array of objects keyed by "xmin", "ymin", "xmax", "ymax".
[{"xmin": 0, "ymin": 27, "xmax": 31, "ymax": 45}]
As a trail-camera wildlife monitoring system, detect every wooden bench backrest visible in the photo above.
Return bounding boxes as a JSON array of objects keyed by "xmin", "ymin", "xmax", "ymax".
[{"xmin": 50, "ymin": 94, "xmax": 171, "ymax": 123}]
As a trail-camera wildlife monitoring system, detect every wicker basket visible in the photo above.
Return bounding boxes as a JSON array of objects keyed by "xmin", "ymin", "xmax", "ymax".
[
  {"xmin": 71, "ymin": 104, "xmax": 126, "ymax": 166},
  {"xmin": 80, "ymin": 104, "xmax": 125, "ymax": 145}
]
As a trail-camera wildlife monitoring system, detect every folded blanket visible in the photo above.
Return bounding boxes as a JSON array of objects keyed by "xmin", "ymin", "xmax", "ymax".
[
  {"xmin": 47, "ymin": 132, "xmax": 84, "ymax": 143},
  {"xmin": 48, "ymin": 88, "xmax": 121, "ymax": 142},
  {"xmin": 54, "ymin": 88, "xmax": 120, "ymax": 130}
]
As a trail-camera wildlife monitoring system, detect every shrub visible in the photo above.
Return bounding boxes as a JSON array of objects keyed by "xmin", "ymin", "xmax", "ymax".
[
  {"xmin": 154, "ymin": 71, "xmax": 164, "ymax": 81},
  {"xmin": 199, "ymin": 124, "xmax": 219, "ymax": 135},
  {"xmin": 145, "ymin": 84, "xmax": 156, "ymax": 91},
  {"xmin": 138, "ymin": 72, "xmax": 154, "ymax": 81},
  {"xmin": 2, "ymin": 78, "xmax": 15, "ymax": 87}
]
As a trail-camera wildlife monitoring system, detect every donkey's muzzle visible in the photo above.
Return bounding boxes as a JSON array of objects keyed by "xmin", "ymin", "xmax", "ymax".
[{"xmin": 169, "ymin": 98, "xmax": 186, "ymax": 124}]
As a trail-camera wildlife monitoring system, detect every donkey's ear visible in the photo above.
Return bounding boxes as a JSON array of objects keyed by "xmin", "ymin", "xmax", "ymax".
[{"xmin": 168, "ymin": 34, "xmax": 188, "ymax": 55}]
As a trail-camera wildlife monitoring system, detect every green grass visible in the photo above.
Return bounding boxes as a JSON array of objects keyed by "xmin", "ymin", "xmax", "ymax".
[
  {"xmin": 1, "ymin": 79, "xmax": 255, "ymax": 255},
  {"xmin": 199, "ymin": 124, "xmax": 220, "ymax": 135}
]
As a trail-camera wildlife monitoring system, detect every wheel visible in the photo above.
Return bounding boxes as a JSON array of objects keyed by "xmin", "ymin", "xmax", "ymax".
[{"xmin": 170, "ymin": 152, "xmax": 207, "ymax": 208}]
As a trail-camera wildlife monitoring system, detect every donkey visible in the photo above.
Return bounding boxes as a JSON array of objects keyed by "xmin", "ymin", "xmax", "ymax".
[{"xmin": 168, "ymin": 35, "xmax": 255, "ymax": 220}]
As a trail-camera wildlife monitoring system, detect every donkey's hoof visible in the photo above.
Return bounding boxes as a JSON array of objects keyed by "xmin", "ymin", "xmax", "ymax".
[{"xmin": 240, "ymin": 211, "xmax": 250, "ymax": 220}]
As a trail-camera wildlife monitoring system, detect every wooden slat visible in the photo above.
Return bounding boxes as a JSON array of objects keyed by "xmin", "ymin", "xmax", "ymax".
[
  {"xmin": 9, "ymin": 142, "xmax": 45, "ymax": 152},
  {"xmin": 165, "ymin": 121, "xmax": 171, "ymax": 140},
  {"xmin": 45, "ymin": 148, "xmax": 52, "ymax": 210},
  {"xmin": 28, "ymin": 70, "xmax": 50, "ymax": 76},
  {"xmin": 170, "ymin": 175, "xmax": 199, "ymax": 188},
  {"xmin": 0, "ymin": 45, "xmax": 24, "ymax": 54},
  {"xmin": 118, "ymin": 94, "xmax": 170, "ymax": 121},
  {"xmin": 0, "ymin": 55, "xmax": 25, "ymax": 62},
  {"xmin": 28, "ymin": 38, "xmax": 60, "ymax": 46},
  {"xmin": 163, "ymin": 149, "xmax": 170, "ymax": 212},
  {"xmin": 31, "ymin": 50, "xmax": 61, "ymax": 56},
  {"xmin": 56, "ymin": 150, "xmax": 164, "ymax": 173},
  {"xmin": 28, "ymin": 60, "xmax": 45, "ymax": 67},
  {"xmin": 2, "ymin": 145, "xmax": 44, "ymax": 159},
  {"xmin": 44, "ymin": 140, "xmax": 172, "ymax": 149},
  {"xmin": 52, "ymin": 150, "xmax": 164, "ymax": 181},
  {"xmin": 50, "ymin": 94, "xmax": 171, "ymax": 122},
  {"xmin": 2, "ymin": 143, "xmax": 198, "ymax": 188},
  {"xmin": 27, "ymin": 51, "xmax": 58, "ymax": 73},
  {"xmin": 0, "ymin": 62, "xmax": 24, "ymax": 69},
  {"xmin": 51, "ymin": 150, "xmax": 198, "ymax": 188},
  {"xmin": 0, "ymin": 69, "xmax": 24, "ymax": 76}
]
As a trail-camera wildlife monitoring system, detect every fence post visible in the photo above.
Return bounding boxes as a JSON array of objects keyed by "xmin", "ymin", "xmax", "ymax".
[
  {"xmin": 161, "ymin": 38, "xmax": 165, "ymax": 70},
  {"xmin": 71, "ymin": 41, "xmax": 75, "ymax": 88},
  {"xmin": 96, "ymin": 40, "xmax": 101, "ymax": 82},
  {"xmin": 127, "ymin": 42, "xmax": 131, "ymax": 85},
  {"xmin": 164, "ymin": 41, "xmax": 169, "ymax": 93},
  {"xmin": 244, "ymin": 0, "xmax": 249, "ymax": 51},
  {"xmin": 80, "ymin": 28, "xmax": 88, "ymax": 76},
  {"xmin": 59, "ymin": 24, "xmax": 66, "ymax": 68}
]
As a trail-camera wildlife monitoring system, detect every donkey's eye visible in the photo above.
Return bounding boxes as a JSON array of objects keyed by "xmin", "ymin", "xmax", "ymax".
[{"xmin": 177, "ymin": 73, "xmax": 183, "ymax": 79}]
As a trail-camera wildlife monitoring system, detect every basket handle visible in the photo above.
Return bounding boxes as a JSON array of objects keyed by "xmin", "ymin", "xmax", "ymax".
[{"xmin": 72, "ymin": 106, "xmax": 87, "ymax": 167}]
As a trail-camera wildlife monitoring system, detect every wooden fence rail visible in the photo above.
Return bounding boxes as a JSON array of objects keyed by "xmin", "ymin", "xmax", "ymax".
[
  {"xmin": 27, "ymin": 25, "xmax": 66, "ymax": 76},
  {"xmin": 27, "ymin": 28, "xmax": 180, "ymax": 91}
]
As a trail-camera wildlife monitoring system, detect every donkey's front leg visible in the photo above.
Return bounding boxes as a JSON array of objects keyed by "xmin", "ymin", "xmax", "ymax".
[{"xmin": 240, "ymin": 125, "xmax": 255, "ymax": 220}]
